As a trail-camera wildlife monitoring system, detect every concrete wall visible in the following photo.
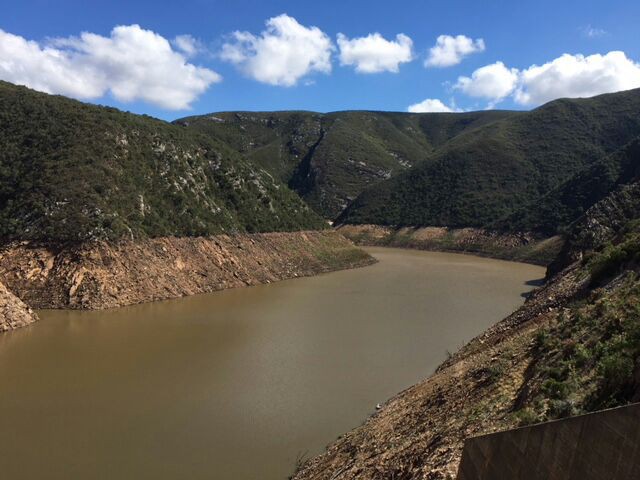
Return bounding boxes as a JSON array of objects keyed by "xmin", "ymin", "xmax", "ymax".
[{"xmin": 457, "ymin": 403, "xmax": 640, "ymax": 480}]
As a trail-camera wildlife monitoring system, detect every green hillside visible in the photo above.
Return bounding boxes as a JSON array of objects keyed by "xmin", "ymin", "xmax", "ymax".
[
  {"xmin": 497, "ymin": 137, "xmax": 640, "ymax": 235},
  {"xmin": 4, "ymin": 81, "xmax": 639, "ymax": 244},
  {"xmin": 337, "ymin": 89, "xmax": 640, "ymax": 232},
  {"xmin": 0, "ymin": 81, "xmax": 326, "ymax": 243},
  {"xmin": 175, "ymin": 110, "xmax": 515, "ymax": 218}
]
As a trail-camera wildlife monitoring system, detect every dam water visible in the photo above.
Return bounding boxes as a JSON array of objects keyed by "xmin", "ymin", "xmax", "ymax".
[{"xmin": 0, "ymin": 248, "xmax": 544, "ymax": 479}]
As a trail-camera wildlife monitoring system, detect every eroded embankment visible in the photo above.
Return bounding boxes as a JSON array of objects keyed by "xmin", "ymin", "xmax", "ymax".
[
  {"xmin": 0, "ymin": 281, "xmax": 38, "ymax": 332},
  {"xmin": 0, "ymin": 231, "xmax": 374, "ymax": 312},
  {"xmin": 338, "ymin": 224, "xmax": 563, "ymax": 266}
]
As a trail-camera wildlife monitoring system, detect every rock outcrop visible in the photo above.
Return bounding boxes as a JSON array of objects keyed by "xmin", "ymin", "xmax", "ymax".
[{"xmin": 0, "ymin": 281, "xmax": 37, "ymax": 332}]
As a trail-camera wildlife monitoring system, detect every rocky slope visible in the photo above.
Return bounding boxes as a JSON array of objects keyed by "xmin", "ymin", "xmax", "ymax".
[
  {"xmin": 337, "ymin": 224, "xmax": 562, "ymax": 266},
  {"xmin": 0, "ymin": 281, "xmax": 37, "ymax": 332},
  {"xmin": 0, "ymin": 231, "xmax": 374, "ymax": 310},
  {"xmin": 292, "ymin": 181, "xmax": 640, "ymax": 479}
]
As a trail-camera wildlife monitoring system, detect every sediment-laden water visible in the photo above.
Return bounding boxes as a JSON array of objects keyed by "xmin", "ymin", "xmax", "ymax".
[{"xmin": 0, "ymin": 248, "xmax": 544, "ymax": 480}]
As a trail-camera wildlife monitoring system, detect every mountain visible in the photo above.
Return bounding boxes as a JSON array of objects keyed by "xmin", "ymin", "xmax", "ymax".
[
  {"xmin": 336, "ymin": 89, "xmax": 640, "ymax": 233},
  {"xmin": 4, "ymin": 80, "xmax": 639, "ymax": 245},
  {"xmin": 175, "ymin": 110, "xmax": 515, "ymax": 218},
  {"xmin": 0, "ymin": 81, "xmax": 326, "ymax": 243}
]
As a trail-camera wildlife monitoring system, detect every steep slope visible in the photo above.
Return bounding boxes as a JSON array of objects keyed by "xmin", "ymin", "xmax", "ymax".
[
  {"xmin": 0, "ymin": 281, "xmax": 37, "ymax": 332},
  {"xmin": 338, "ymin": 89, "xmax": 640, "ymax": 232},
  {"xmin": 175, "ymin": 110, "xmax": 514, "ymax": 218},
  {"xmin": 293, "ymin": 165, "xmax": 640, "ymax": 480},
  {"xmin": 0, "ymin": 81, "xmax": 326, "ymax": 243}
]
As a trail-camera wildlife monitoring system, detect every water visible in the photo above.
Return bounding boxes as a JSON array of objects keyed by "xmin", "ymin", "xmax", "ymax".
[{"xmin": 0, "ymin": 248, "xmax": 544, "ymax": 479}]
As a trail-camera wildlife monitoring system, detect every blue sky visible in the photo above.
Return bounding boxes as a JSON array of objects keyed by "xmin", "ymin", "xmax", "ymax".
[{"xmin": 2, "ymin": 0, "xmax": 639, "ymax": 119}]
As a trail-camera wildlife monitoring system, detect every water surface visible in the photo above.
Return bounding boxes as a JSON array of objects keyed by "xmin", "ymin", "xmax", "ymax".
[{"xmin": 0, "ymin": 248, "xmax": 543, "ymax": 479}]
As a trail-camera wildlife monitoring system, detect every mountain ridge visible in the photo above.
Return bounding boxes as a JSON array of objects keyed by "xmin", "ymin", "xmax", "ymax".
[{"xmin": 177, "ymin": 88, "xmax": 640, "ymax": 238}]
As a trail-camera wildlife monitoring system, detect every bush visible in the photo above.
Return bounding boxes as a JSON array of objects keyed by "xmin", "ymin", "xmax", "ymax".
[
  {"xmin": 514, "ymin": 408, "xmax": 540, "ymax": 426},
  {"xmin": 589, "ymin": 236, "xmax": 640, "ymax": 286},
  {"xmin": 542, "ymin": 378, "xmax": 570, "ymax": 400}
]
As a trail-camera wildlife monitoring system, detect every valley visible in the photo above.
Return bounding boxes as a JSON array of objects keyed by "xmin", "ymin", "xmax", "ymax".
[{"xmin": 1, "ymin": 79, "xmax": 639, "ymax": 479}]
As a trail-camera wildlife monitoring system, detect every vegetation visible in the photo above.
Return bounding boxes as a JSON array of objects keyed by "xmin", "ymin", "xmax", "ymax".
[
  {"xmin": 3, "ymin": 79, "xmax": 640, "ymax": 248},
  {"xmin": 512, "ymin": 217, "xmax": 640, "ymax": 426},
  {"xmin": 0, "ymin": 81, "xmax": 326, "ymax": 243},
  {"xmin": 337, "ymin": 89, "xmax": 640, "ymax": 233},
  {"xmin": 175, "ymin": 110, "xmax": 516, "ymax": 218},
  {"xmin": 515, "ymin": 272, "xmax": 640, "ymax": 424},
  {"xmin": 498, "ymin": 138, "xmax": 640, "ymax": 235},
  {"xmin": 178, "ymin": 90, "xmax": 640, "ymax": 238}
]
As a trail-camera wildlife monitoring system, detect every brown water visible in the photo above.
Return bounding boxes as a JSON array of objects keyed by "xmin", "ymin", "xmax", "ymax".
[{"xmin": 0, "ymin": 248, "xmax": 543, "ymax": 480}]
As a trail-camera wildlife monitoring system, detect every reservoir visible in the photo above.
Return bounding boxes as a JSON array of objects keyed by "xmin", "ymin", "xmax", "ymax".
[{"xmin": 0, "ymin": 248, "xmax": 544, "ymax": 479}]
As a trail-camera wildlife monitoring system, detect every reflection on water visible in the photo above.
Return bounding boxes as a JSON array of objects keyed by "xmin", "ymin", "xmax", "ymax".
[{"xmin": 0, "ymin": 248, "xmax": 544, "ymax": 480}]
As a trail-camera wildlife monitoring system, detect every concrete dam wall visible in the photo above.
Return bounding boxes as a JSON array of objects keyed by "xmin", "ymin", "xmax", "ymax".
[{"xmin": 457, "ymin": 403, "xmax": 640, "ymax": 480}]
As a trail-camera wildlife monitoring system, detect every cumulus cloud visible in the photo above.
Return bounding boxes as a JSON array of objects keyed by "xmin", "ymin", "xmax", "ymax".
[
  {"xmin": 0, "ymin": 25, "xmax": 220, "ymax": 110},
  {"xmin": 454, "ymin": 61, "xmax": 519, "ymax": 100},
  {"xmin": 450, "ymin": 51, "xmax": 640, "ymax": 108},
  {"xmin": 515, "ymin": 51, "xmax": 640, "ymax": 105},
  {"xmin": 407, "ymin": 98, "xmax": 454, "ymax": 113},
  {"xmin": 425, "ymin": 34, "xmax": 485, "ymax": 68},
  {"xmin": 337, "ymin": 32, "xmax": 413, "ymax": 73},
  {"xmin": 220, "ymin": 14, "xmax": 333, "ymax": 86}
]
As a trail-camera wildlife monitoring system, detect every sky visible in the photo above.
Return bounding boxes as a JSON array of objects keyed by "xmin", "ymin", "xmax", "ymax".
[{"xmin": 1, "ymin": 0, "xmax": 639, "ymax": 120}]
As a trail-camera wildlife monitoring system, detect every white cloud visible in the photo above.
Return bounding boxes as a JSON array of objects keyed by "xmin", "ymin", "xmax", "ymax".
[
  {"xmin": 337, "ymin": 32, "xmax": 413, "ymax": 73},
  {"xmin": 454, "ymin": 61, "xmax": 518, "ymax": 101},
  {"xmin": 425, "ymin": 34, "xmax": 485, "ymax": 68},
  {"xmin": 0, "ymin": 25, "xmax": 221, "ymax": 110},
  {"xmin": 220, "ymin": 14, "xmax": 333, "ymax": 86},
  {"xmin": 515, "ymin": 51, "xmax": 640, "ymax": 105},
  {"xmin": 172, "ymin": 34, "xmax": 202, "ymax": 57},
  {"xmin": 582, "ymin": 25, "xmax": 607, "ymax": 38},
  {"xmin": 407, "ymin": 98, "xmax": 454, "ymax": 113}
]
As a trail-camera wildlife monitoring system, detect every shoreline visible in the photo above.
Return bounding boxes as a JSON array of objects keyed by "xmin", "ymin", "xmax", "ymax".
[
  {"xmin": 0, "ymin": 230, "xmax": 375, "ymax": 330},
  {"xmin": 337, "ymin": 224, "xmax": 563, "ymax": 267},
  {"xmin": 1, "ymin": 230, "xmax": 552, "ymax": 333}
]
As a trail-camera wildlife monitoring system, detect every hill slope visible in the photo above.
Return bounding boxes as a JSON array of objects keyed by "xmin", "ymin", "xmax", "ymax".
[
  {"xmin": 497, "ymin": 137, "xmax": 640, "ymax": 235},
  {"xmin": 337, "ymin": 89, "xmax": 640, "ymax": 233},
  {"xmin": 175, "ymin": 110, "xmax": 515, "ymax": 218},
  {"xmin": 293, "ymin": 155, "xmax": 640, "ymax": 480},
  {"xmin": 0, "ymin": 81, "xmax": 326, "ymax": 243}
]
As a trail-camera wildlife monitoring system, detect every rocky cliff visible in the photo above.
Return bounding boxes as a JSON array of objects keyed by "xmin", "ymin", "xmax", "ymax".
[
  {"xmin": 0, "ymin": 231, "xmax": 374, "ymax": 312},
  {"xmin": 0, "ymin": 281, "xmax": 37, "ymax": 332}
]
